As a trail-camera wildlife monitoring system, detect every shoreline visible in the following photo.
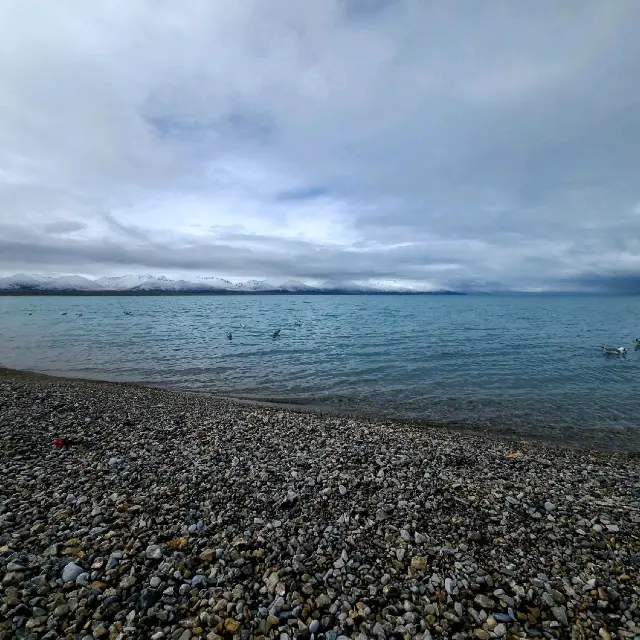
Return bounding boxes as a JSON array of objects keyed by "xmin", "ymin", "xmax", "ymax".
[
  {"xmin": 1, "ymin": 365, "xmax": 639, "ymax": 454},
  {"xmin": 1, "ymin": 366, "xmax": 639, "ymax": 639}
]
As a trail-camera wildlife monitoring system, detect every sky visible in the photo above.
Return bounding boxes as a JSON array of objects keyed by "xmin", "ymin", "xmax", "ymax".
[{"xmin": 1, "ymin": 1, "xmax": 640, "ymax": 292}]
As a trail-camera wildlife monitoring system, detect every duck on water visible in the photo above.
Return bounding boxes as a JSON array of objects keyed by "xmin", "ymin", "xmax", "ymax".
[{"xmin": 601, "ymin": 345, "xmax": 627, "ymax": 356}]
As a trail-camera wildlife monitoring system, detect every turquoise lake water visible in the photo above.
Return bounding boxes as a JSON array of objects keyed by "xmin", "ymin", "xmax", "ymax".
[{"xmin": 1, "ymin": 294, "xmax": 639, "ymax": 450}]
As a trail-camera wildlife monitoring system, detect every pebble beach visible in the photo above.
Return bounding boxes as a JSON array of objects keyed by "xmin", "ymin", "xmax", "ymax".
[{"xmin": 1, "ymin": 368, "xmax": 639, "ymax": 640}]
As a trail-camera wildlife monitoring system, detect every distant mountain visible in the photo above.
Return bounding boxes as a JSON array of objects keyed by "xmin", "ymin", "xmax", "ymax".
[
  {"xmin": 278, "ymin": 279, "xmax": 316, "ymax": 292},
  {"xmin": 0, "ymin": 274, "xmax": 101, "ymax": 291},
  {"xmin": 234, "ymin": 279, "xmax": 276, "ymax": 292},
  {"xmin": 129, "ymin": 277, "xmax": 233, "ymax": 292},
  {"xmin": 95, "ymin": 275, "xmax": 157, "ymax": 290},
  {"xmin": 0, "ymin": 273, "xmax": 463, "ymax": 295}
]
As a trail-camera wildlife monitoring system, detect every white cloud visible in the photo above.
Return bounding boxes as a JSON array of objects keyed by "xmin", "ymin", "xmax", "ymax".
[{"xmin": 0, "ymin": 0, "xmax": 639, "ymax": 290}]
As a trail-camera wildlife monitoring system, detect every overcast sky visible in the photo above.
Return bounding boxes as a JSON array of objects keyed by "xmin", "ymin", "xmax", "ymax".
[{"xmin": 1, "ymin": 1, "xmax": 640, "ymax": 291}]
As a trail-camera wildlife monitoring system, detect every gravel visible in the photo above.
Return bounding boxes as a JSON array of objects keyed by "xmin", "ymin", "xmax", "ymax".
[{"xmin": 1, "ymin": 367, "xmax": 639, "ymax": 639}]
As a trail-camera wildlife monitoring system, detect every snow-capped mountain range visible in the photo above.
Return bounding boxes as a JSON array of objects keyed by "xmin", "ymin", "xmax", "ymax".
[{"xmin": 0, "ymin": 273, "xmax": 461, "ymax": 294}]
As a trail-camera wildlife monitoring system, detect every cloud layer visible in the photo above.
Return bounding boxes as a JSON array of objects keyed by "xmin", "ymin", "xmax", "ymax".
[{"xmin": 1, "ymin": 0, "xmax": 640, "ymax": 291}]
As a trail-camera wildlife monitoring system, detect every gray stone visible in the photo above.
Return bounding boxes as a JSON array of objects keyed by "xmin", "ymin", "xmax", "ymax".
[
  {"xmin": 61, "ymin": 562, "xmax": 84, "ymax": 583},
  {"xmin": 551, "ymin": 606, "xmax": 569, "ymax": 626},
  {"xmin": 547, "ymin": 587, "xmax": 566, "ymax": 604},
  {"xmin": 145, "ymin": 545, "xmax": 163, "ymax": 560},
  {"xmin": 445, "ymin": 577, "xmax": 454, "ymax": 595},
  {"xmin": 191, "ymin": 574, "xmax": 207, "ymax": 587},
  {"xmin": 316, "ymin": 594, "xmax": 332, "ymax": 609},
  {"xmin": 474, "ymin": 594, "xmax": 495, "ymax": 609},
  {"xmin": 494, "ymin": 613, "xmax": 512, "ymax": 623}
]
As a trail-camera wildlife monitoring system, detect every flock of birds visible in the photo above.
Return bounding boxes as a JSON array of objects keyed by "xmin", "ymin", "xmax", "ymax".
[
  {"xmin": 25, "ymin": 310, "xmax": 640, "ymax": 356},
  {"xmin": 226, "ymin": 321, "xmax": 303, "ymax": 342},
  {"xmin": 29, "ymin": 310, "xmax": 303, "ymax": 342}
]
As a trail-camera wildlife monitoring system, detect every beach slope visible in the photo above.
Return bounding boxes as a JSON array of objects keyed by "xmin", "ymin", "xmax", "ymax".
[{"xmin": 1, "ymin": 369, "xmax": 639, "ymax": 639}]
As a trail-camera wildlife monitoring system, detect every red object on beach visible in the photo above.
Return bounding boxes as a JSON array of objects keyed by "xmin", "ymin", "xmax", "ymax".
[{"xmin": 53, "ymin": 438, "xmax": 65, "ymax": 449}]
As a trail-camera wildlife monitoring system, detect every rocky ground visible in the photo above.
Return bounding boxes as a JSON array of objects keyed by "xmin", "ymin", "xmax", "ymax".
[{"xmin": 0, "ymin": 368, "xmax": 639, "ymax": 640}]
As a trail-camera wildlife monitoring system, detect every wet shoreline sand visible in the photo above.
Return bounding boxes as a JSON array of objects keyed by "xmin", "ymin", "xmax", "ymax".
[{"xmin": 1, "ymin": 367, "xmax": 639, "ymax": 639}]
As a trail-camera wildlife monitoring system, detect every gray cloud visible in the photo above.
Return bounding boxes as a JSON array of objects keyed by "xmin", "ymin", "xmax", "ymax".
[
  {"xmin": 1, "ymin": 1, "xmax": 639, "ymax": 290},
  {"xmin": 0, "ymin": 229, "xmax": 465, "ymax": 282},
  {"xmin": 43, "ymin": 220, "xmax": 88, "ymax": 235}
]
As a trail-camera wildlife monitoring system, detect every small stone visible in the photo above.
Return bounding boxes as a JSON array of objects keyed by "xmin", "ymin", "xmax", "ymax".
[
  {"xmin": 145, "ymin": 545, "xmax": 163, "ymax": 560},
  {"xmin": 547, "ymin": 588, "xmax": 566, "ymax": 604},
  {"xmin": 150, "ymin": 576, "xmax": 162, "ymax": 588},
  {"xmin": 551, "ymin": 606, "xmax": 569, "ymax": 626},
  {"xmin": 411, "ymin": 556, "xmax": 427, "ymax": 571},
  {"xmin": 473, "ymin": 631, "xmax": 489, "ymax": 640},
  {"xmin": 493, "ymin": 623, "xmax": 507, "ymax": 637},
  {"xmin": 53, "ymin": 604, "xmax": 69, "ymax": 617},
  {"xmin": 191, "ymin": 574, "xmax": 207, "ymax": 587},
  {"xmin": 445, "ymin": 577, "xmax": 454, "ymax": 594},
  {"xmin": 91, "ymin": 580, "xmax": 108, "ymax": 590},
  {"xmin": 474, "ymin": 594, "xmax": 495, "ymax": 609},
  {"xmin": 494, "ymin": 613, "xmax": 512, "ymax": 623},
  {"xmin": 62, "ymin": 562, "xmax": 84, "ymax": 583},
  {"xmin": 339, "ymin": 484, "xmax": 347, "ymax": 495},
  {"xmin": 199, "ymin": 549, "xmax": 215, "ymax": 563},
  {"xmin": 120, "ymin": 575, "xmax": 137, "ymax": 589},
  {"xmin": 400, "ymin": 529, "xmax": 412, "ymax": 542},
  {"xmin": 309, "ymin": 620, "xmax": 320, "ymax": 634},
  {"xmin": 225, "ymin": 618, "xmax": 241, "ymax": 634},
  {"xmin": 179, "ymin": 583, "xmax": 191, "ymax": 596},
  {"xmin": 2, "ymin": 571, "xmax": 23, "ymax": 585},
  {"xmin": 316, "ymin": 594, "xmax": 331, "ymax": 609}
]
